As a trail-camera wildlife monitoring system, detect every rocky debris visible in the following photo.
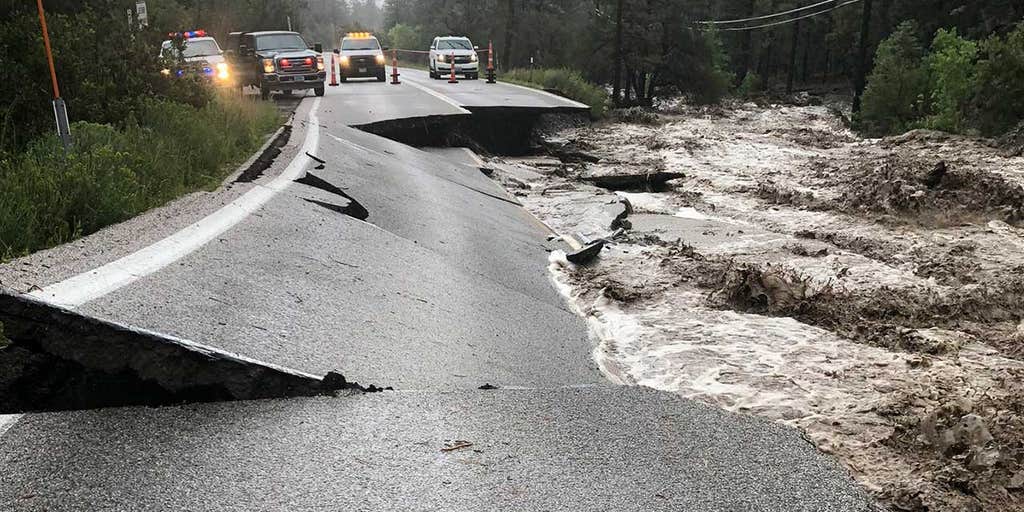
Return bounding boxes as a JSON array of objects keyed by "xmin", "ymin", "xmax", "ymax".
[
  {"xmin": 835, "ymin": 154, "xmax": 1024, "ymax": 226},
  {"xmin": 996, "ymin": 121, "xmax": 1024, "ymax": 157},
  {"xmin": 608, "ymin": 107, "xmax": 662, "ymax": 125},
  {"xmin": 583, "ymin": 171, "xmax": 685, "ymax": 192},
  {"xmin": 540, "ymin": 139, "xmax": 601, "ymax": 164},
  {"xmin": 923, "ymin": 161, "xmax": 948, "ymax": 189},
  {"xmin": 0, "ymin": 292, "xmax": 356, "ymax": 413}
]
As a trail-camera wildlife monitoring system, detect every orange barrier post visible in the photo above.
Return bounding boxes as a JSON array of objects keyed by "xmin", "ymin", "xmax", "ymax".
[
  {"xmin": 329, "ymin": 52, "xmax": 339, "ymax": 86},
  {"xmin": 448, "ymin": 51, "xmax": 458, "ymax": 84},
  {"xmin": 391, "ymin": 49, "xmax": 401, "ymax": 85},
  {"xmin": 486, "ymin": 41, "xmax": 496, "ymax": 84}
]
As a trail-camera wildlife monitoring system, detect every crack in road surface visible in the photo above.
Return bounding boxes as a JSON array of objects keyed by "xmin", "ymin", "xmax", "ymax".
[{"xmin": 294, "ymin": 173, "xmax": 371, "ymax": 221}]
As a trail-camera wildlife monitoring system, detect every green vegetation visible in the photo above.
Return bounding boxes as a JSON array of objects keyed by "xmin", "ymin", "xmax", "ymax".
[
  {"xmin": 0, "ymin": 93, "xmax": 280, "ymax": 259},
  {"xmin": 859, "ymin": 22, "xmax": 930, "ymax": 136},
  {"xmin": 1, "ymin": 2, "xmax": 282, "ymax": 259},
  {"xmin": 861, "ymin": 22, "xmax": 1024, "ymax": 137},
  {"xmin": 503, "ymin": 69, "xmax": 609, "ymax": 118}
]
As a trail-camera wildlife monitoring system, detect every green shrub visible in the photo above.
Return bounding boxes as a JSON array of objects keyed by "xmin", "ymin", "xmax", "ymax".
[
  {"xmin": 503, "ymin": 68, "xmax": 609, "ymax": 118},
  {"xmin": 860, "ymin": 22, "xmax": 930, "ymax": 136},
  {"xmin": 973, "ymin": 23, "xmax": 1024, "ymax": 136},
  {"xmin": 0, "ymin": 94, "xmax": 280, "ymax": 258},
  {"xmin": 736, "ymin": 72, "xmax": 764, "ymax": 98},
  {"xmin": 924, "ymin": 29, "xmax": 978, "ymax": 133}
]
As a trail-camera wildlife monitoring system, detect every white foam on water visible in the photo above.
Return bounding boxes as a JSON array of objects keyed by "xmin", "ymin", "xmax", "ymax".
[{"xmin": 674, "ymin": 207, "xmax": 711, "ymax": 221}]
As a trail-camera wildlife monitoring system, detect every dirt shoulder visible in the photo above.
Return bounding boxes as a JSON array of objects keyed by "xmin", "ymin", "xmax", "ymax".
[{"xmin": 491, "ymin": 101, "xmax": 1024, "ymax": 511}]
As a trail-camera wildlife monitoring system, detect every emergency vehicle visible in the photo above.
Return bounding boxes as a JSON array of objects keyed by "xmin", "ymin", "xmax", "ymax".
[
  {"xmin": 337, "ymin": 32, "xmax": 387, "ymax": 82},
  {"xmin": 160, "ymin": 30, "xmax": 232, "ymax": 86}
]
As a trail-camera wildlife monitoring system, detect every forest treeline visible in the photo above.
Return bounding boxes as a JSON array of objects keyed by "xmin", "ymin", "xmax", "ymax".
[{"xmin": 4, "ymin": 0, "xmax": 1024, "ymax": 146}]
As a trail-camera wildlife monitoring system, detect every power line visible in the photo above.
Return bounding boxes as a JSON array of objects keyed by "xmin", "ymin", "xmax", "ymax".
[
  {"xmin": 698, "ymin": 0, "xmax": 841, "ymax": 25},
  {"xmin": 705, "ymin": 0, "xmax": 862, "ymax": 32}
]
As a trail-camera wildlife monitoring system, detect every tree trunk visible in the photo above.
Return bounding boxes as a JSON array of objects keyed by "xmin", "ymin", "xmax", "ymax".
[
  {"xmin": 852, "ymin": 0, "xmax": 874, "ymax": 113},
  {"xmin": 502, "ymin": 0, "xmax": 516, "ymax": 70},
  {"xmin": 787, "ymin": 19, "xmax": 800, "ymax": 94},
  {"xmin": 738, "ymin": 0, "xmax": 756, "ymax": 83},
  {"xmin": 612, "ymin": 0, "xmax": 624, "ymax": 106}
]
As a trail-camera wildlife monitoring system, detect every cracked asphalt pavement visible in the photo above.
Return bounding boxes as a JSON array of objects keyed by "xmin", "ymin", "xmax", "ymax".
[{"xmin": 0, "ymin": 78, "xmax": 876, "ymax": 510}]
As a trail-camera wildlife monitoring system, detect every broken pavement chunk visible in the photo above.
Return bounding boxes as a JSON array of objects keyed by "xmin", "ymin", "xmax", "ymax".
[
  {"xmin": 0, "ymin": 292, "xmax": 352, "ymax": 412},
  {"xmin": 566, "ymin": 239, "xmax": 606, "ymax": 265},
  {"xmin": 583, "ymin": 172, "xmax": 685, "ymax": 191}
]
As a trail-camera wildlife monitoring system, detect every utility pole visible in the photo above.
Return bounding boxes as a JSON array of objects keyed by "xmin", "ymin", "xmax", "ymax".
[
  {"xmin": 36, "ymin": 0, "xmax": 71, "ymax": 150},
  {"xmin": 852, "ymin": 0, "xmax": 874, "ymax": 113},
  {"xmin": 612, "ymin": 0, "xmax": 624, "ymax": 106}
]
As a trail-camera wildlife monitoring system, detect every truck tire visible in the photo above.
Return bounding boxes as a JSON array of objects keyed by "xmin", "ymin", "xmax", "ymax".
[
  {"xmin": 377, "ymin": 70, "xmax": 387, "ymax": 82},
  {"xmin": 260, "ymin": 84, "xmax": 270, "ymax": 100},
  {"xmin": 315, "ymin": 86, "xmax": 325, "ymax": 97}
]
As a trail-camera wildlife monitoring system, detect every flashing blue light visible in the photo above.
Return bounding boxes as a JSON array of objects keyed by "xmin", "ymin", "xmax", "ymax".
[
  {"xmin": 176, "ymin": 69, "xmax": 185, "ymax": 77},
  {"xmin": 203, "ymin": 67, "xmax": 213, "ymax": 75}
]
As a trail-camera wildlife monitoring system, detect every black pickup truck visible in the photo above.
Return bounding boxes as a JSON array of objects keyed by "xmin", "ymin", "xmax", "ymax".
[{"xmin": 225, "ymin": 31, "xmax": 326, "ymax": 99}]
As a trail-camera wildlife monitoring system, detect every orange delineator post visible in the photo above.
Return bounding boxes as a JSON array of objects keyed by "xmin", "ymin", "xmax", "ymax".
[
  {"xmin": 391, "ymin": 49, "xmax": 401, "ymax": 85},
  {"xmin": 329, "ymin": 53, "xmax": 339, "ymax": 86},
  {"xmin": 36, "ymin": 0, "xmax": 61, "ymax": 99},
  {"xmin": 448, "ymin": 51, "xmax": 458, "ymax": 84},
  {"xmin": 486, "ymin": 41, "xmax": 496, "ymax": 84}
]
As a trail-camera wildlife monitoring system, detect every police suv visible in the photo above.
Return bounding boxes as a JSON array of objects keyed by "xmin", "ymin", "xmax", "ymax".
[{"xmin": 160, "ymin": 30, "xmax": 232, "ymax": 86}]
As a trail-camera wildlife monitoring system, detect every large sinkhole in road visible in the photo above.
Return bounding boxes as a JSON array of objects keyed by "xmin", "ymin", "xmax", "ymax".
[{"xmin": 355, "ymin": 108, "xmax": 589, "ymax": 157}]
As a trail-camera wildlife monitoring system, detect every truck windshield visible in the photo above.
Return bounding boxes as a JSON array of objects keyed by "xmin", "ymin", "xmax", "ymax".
[
  {"xmin": 256, "ymin": 34, "xmax": 308, "ymax": 51},
  {"xmin": 437, "ymin": 39, "xmax": 473, "ymax": 50},
  {"xmin": 342, "ymin": 38, "xmax": 380, "ymax": 51}
]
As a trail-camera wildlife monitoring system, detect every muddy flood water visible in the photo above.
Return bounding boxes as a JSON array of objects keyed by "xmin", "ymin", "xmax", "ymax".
[{"xmin": 488, "ymin": 101, "xmax": 1024, "ymax": 511}]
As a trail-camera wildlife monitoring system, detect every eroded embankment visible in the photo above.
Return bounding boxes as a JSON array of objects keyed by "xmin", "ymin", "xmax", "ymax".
[{"xmin": 482, "ymin": 100, "xmax": 1024, "ymax": 512}]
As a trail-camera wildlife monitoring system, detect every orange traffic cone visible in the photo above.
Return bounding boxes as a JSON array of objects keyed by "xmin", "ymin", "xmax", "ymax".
[
  {"xmin": 329, "ymin": 52, "xmax": 339, "ymax": 87},
  {"xmin": 448, "ymin": 51, "xmax": 458, "ymax": 84},
  {"xmin": 486, "ymin": 41, "xmax": 496, "ymax": 84},
  {"xmin": 391, "ymin": 49, "xmax": 401, "ymax": 85}
]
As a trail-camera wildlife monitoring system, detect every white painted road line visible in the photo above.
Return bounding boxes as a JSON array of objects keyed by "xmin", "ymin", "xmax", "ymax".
[
  {"xmin": 0, "ymin": 414, "xmax": 22, "ymax": 439},
  {"xmin": 497, "ymin": 80, "xmax": 591, "ymax": 110},
  {"xmin": 29, "ymin": 98, "xmax": 323, "ymax": 309},
  {"xmin": 402, "ymin": 78, "xmax": 472, "ymax": 114}
]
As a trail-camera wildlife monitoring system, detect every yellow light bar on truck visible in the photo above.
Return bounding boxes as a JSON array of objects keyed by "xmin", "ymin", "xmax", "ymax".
[{"xmin": 345, "ymin": 32, "xmax": 372, "ymax": 38}]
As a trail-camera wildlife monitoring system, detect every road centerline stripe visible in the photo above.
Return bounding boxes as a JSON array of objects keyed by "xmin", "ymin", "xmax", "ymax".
[{"xmin": 29, "ymin": 98, "xmax": 323, "ymax": 309}]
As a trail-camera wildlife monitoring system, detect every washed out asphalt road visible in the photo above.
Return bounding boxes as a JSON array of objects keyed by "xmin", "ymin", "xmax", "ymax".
[{"xmin": 0, "ymin": 70, "xmax": 875, "ymax": 510}]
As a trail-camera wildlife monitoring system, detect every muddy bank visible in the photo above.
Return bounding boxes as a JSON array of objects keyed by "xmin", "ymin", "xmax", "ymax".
[{"xmin": 489, "ymin": 101, "xmax": 1024, "ymax": 511}]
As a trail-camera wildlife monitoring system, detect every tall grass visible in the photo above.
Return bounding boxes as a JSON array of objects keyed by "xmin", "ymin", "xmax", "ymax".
[
  {"xmin": 0, "ymin": 94, "xmax": 280, "ymax": 259},
  {"xmin": 502, "ymin": 68, "xmax": 609, "ymax": 118}
]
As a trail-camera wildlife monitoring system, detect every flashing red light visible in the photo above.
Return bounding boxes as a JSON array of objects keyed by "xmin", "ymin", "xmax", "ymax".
[
  {"xmin": 280, "ymin": 59, "xmax": 292, "ymax": 68},
  {"xmin": 304, "ymin": 58, "xmax": 314, "ymax": 66},
  {"xmin": 170, "ymin": 29, "xmax": 207, "ymax": 39}
]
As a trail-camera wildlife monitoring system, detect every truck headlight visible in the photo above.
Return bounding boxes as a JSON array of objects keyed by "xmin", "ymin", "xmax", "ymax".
[
  {"xmin": 470, "ymin": 53, "xmax": 478, "ymax": 62},
  {"xmin": 340, "ymin": 56, "xmax": 350, "ymax": 66},
  {"xmin": 216, "ymin": 62, "xmax": 230, "ymax": 79},
  {"xmin": 376, "ymin": 54, "xmax": 386, "ymax": 65},
  {"xmin": 316, "ymin": 55, "xmax": 325, "ymax": 71},
  {"xmin": 437, "ymin": 54, "xmax": 446, "ymax": 62},
  {"xmin": 262, "ymin": 59, "xmax": 275, "ymax": 73}
]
